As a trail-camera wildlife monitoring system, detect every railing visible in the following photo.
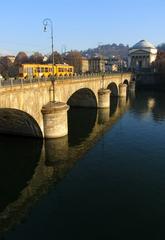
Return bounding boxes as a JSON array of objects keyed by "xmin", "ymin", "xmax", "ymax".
[{"xmin": 0, "ymin": 72, "xmax": 130, "ymax": 88}]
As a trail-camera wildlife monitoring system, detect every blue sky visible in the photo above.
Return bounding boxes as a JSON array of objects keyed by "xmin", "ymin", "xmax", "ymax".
[{"xmin": 0, "ymin": 0, "xmax": 164, "ymax": 55}]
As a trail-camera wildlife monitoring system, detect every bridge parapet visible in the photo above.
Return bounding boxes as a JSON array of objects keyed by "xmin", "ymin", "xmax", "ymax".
[{"xmin": 0, "ymin": 72, "xmax": 132, "ymax": 89}]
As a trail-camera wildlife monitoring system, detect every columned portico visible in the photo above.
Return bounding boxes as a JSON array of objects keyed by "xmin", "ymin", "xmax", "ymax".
[{"xmin": 128, "ymin": 40, "xmax": 157, "ymax": 71}]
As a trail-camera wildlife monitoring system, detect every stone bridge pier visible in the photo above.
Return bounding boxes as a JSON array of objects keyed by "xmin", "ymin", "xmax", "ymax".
[{"xmin": 0, "ymin": 73, "xmax": 133, "ymax": 138}]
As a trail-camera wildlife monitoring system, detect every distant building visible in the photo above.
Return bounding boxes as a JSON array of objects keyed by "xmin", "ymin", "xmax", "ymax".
[
  {"xmin": 43, "ymin": 55, "xmax": 48, "ymax": 62},
  {"xmin": 89, "ymin": 57, "xmax": 106, "ymax": 73},
  {"xmin": 81, "ymin": 57, "xmax": 89, "ymax": 73},
  {"xmin": 106, "ymin": 56, "xmax": 128, "ymax": 72},
  {"xmin": 6, "ymin": 55, "xmax": 15, "ymax": 63},
  {"xmin": 128, "ymin": 40, "xmax": 157, "ymax": 71},
  {"xmin": 110, "ymin": 64, "xmax": 118, "ymax": 72}
]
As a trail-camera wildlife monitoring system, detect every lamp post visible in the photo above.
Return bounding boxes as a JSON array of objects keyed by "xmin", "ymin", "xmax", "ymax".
[
  {"xmin": 98, "ymin": 42, "xmax": 105, "ymax": 89},
  {"xmin": 43, "ymin": 18, "xmax": 55, "ymax": 102}
]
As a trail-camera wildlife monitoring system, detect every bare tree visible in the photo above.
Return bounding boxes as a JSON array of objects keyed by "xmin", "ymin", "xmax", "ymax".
[
  {"xmin": 0, "ymin": 57, "xmax": 14, "ymax": 78},
  {"xmin": 14, "ymin": 52, "xmax": 29, "ymax": 65},
  {"xmin": 29, "ymin": 52, "xmax": 43, "ymax": 64},
  {"xmin": 64, "ymin": 51, "xmax": 82, "ymax": 73},
  {"xmin": 152, "ymin": 51, "xmax": 165, "ymax": 73},
  {"xmin": 47, "ymin": 51, "xmax": 63, "ymax": 64}
]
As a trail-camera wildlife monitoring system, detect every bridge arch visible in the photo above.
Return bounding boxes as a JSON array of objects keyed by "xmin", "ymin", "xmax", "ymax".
[
  {"xmin": 67, "ymin": 88, "xmax": 97, "ymax": 108},
  {"xmin": 123, "ymin": 79, "xmax": 129, "ymax": 85},
  {"xmin": 107, "ymin": 82, "xmax": 118, "ymax": 96},
  {"xmin": 0, "ymin": 108, "xmax": 43, "ymax": 138}
]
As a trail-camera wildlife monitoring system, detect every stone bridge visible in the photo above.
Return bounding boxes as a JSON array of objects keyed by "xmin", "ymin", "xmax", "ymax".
[{"xmin": 0, "ymin": 73, "xmax": 134, "ymax": 138}]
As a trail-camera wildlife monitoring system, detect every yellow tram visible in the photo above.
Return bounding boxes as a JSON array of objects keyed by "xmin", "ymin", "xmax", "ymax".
[{"xmin": 19, "ymin": 63, "xmax": 74, "ymax": 78}]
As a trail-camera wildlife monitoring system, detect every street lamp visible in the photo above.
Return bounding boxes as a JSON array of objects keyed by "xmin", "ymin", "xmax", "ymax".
[
  {"xmin": 43, "ymin": 18, "xmax": 55, "ymax": 102},
  {"xmin": 98, "ymin": 42, "xmax": 105, "ymax": 89}
]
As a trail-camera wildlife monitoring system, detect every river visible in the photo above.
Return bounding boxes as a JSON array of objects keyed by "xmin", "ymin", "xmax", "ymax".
[{"xmin": 0, "ymin": 90, "xmax": 165, "ymax": 240}]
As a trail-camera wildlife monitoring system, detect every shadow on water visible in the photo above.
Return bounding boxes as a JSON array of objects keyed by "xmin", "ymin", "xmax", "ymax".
[
  {"xmin": 0, "ymin": 135, "xmax": 43, "ymax": 212},
  {"xmin": 68, "ymin": 107, "xmax": 97, "ymax": 147}
]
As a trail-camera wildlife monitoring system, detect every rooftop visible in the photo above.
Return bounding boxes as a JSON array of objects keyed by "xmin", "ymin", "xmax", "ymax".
[{"xmin": 131, "ymin": 40, "xmax": 156, "ymax": 49}]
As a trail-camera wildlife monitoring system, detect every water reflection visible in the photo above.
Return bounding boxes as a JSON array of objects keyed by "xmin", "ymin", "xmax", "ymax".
[
  {"xmin": 68, "ymin": 107, "xmax": 97, "ymax": 146},
  {"xmin": 98, "ymin": 108, "xmax": 110, "ymax": 124},
  {"xmin": 118, "ymin": 96, "xmax": 128, "ymax": 110},
  {"xmin": 45, "ymin": 136, "xmax": 69, "ymax": 165},
  {"xmin": 2, "ymin": 90, "xmax": 165, "ymax": 240},
  {"xmin": 0, "ymin": 135, "xmax": 42, "ymax": 213},
  {"xmin": 152, "ymin": 93, "xmax": 165, "ymax": 122},
  {"xmin": 130, "ymin": 90, "xmax": 165, "ymax": 122},
  {"xmin": 0, "ymin": 96, "xmax": 129, "ymax": 236},
  {"xmin": 110, "ymin": 96, "xmax": 118, "ymax": 117}
]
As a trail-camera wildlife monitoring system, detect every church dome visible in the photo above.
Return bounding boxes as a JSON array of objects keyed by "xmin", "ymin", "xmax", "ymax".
[{"xmin": 131, "ymin": 40, "xmax": 156, "ymax": 49}]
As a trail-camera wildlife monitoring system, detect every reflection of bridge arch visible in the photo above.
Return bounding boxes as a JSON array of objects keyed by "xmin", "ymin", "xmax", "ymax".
[
  {"xmin": 67, "ymin": 88, "xmax": 97, "ymax": 146},
  {"xmin": 107, "ymin": 82, "xmax": 118, "ymax": 96},
  {"xmin": 67, "ymin": 88, "xmax": 97, "ymax": 108},
  {"xmin": 110, "ymin": 96, "xmax": 118, "ymax": 117},
  {"xmin": 0, "ymin": 109, "xmax": 43, "ymax": 138},
  {"xmin": 0, "ymin": 135, "xmax": 42, "ymax": 212},
  {"xmin": 68, "ymin": 108, "xmax": 97, "ymax": 146}
]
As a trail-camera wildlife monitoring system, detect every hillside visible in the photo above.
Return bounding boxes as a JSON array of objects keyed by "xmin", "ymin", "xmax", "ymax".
[{"xmin": 81, "ymin": 43, "xmax": 129, "ymax": 59}]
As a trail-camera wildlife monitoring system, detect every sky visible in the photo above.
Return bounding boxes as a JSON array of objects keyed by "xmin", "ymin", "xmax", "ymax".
[{"xmin": 0, "ymin": 0, "xmax": 164, "ymax": 55}]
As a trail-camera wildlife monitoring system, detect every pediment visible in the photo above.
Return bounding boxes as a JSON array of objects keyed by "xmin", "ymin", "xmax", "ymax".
[{"xmin": 129, "ymin": 49, "xmax": 150, "ymax": 55}]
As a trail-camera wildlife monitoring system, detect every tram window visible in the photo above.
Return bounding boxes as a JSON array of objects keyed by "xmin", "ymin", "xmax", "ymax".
[
  {"xmin": 41, "ymin": 67, "xmax": 44, "ymax": 72},
  {"xmin": 45, "ymin": 67, "xmax": 48, "ymax": 72},
  {"xmin": 27, "ymin": 67, "xmax": 33, "ymax": 74},
  {"xmin": 37, "ymin": 67, "xmax": 41, "ymax": 73}
]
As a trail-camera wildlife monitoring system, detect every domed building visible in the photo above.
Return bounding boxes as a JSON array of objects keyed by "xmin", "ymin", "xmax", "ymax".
[{"xmin": 128, "ymin": 40, "xmax": 157, "ymax": 71}]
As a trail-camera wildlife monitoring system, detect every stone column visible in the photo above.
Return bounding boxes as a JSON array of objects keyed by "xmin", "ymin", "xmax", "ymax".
[
  {"xmin": 118, "ymin": 83, "xmax": 127, "ymax": 97},
  {"xmin": 41, "ymin": 101, "xmax": 69, "ymax": 138},
  {"xmin": 97, "ymin": 89, "xmax": 110, "ymax": 108}
]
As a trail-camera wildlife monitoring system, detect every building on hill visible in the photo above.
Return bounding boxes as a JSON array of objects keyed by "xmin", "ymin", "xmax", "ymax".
[
  {"xmin": 128, "ymin": 40, "xmax": 157, "ymax": 71},
  {"xmin": 5, "ymin": 55, "xmax": 16, "ymax": 63}
]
